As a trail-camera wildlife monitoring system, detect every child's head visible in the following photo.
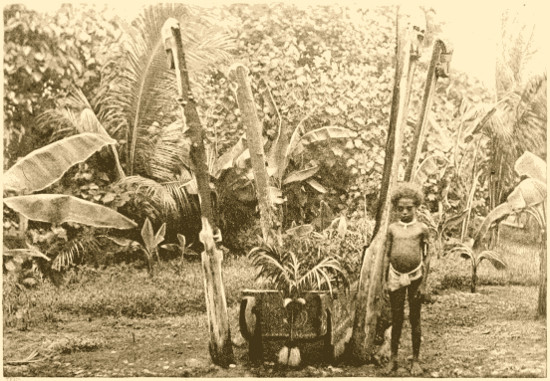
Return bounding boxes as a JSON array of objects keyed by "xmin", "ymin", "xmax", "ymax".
[{"xmin": 391, "ymin": 182, "xmax": 424, "ymax": 223}]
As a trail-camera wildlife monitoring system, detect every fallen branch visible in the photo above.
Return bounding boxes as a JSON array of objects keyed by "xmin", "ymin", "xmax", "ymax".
[{"xmin": 5, "ymin": 349, "xmax": 42, "ymax": 365}]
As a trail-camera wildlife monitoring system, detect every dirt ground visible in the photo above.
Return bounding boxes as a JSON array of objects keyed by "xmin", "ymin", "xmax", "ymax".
[{"xmin": 3, "ymin": 285, "xmax": 546, "ymax": 378}]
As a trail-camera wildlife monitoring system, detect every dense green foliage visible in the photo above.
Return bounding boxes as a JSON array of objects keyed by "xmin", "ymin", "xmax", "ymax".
[
  {"xmin": 3, "ymin": 4, "xmax": 122, "ymax": 167},
  {"xmin": 3, "ymin": 3, "xmax": 546, "ymax": 285}
]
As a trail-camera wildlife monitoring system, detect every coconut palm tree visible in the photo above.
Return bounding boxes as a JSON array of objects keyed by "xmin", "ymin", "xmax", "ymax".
[
  {"xmin": 470, "ymin": 9, "xmax": 547, "ymax": 246},
  {"xmin": 37, "ymin": 4, "xmax": 236, "ymax": 243}
]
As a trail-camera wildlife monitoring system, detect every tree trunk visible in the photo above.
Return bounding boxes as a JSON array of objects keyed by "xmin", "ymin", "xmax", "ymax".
[
  {"xmin": 229, "ymin": 64, "xmax": 275, "ymax": 242},
  {"xmin": 471, "ymin": 264, "xmax": 477, "ymax": 293},
  {"xmin": 349, "ymin": 8, "xmax": 420, "ymax": 362},
  {"xmin": 537, "ymin": 229, "xmax": 546, "ymax": 317},
  {"xmin": 162, "ymin": 18, "xmax": 234, "ymax": 366}
]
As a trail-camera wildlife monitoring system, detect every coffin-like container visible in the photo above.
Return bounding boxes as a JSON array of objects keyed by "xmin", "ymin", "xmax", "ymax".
[{"xmin": 239, "ymin": 288, "xmax": 355, "ymax": 364}]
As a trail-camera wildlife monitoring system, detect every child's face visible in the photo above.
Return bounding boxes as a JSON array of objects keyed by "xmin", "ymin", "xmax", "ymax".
[{"xmin": 396, "ymin": 198, "xmax": 416, "ymax": 223}]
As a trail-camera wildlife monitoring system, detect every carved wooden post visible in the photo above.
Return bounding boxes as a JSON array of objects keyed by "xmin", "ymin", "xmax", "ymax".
[
  {"xmin": 404, "ymin": 39, "xmax": 452, "ymax": 181},
  {"xmin": 349, "ymin": 7, "xmax": 424, "ymax": 362},
  {"xmin": 228, "ymin": 64, "xmax": 275, "ymax": 242},
  {"xmin": 162, "ymin": 18, "xmax": 234, "ymax": 366}
]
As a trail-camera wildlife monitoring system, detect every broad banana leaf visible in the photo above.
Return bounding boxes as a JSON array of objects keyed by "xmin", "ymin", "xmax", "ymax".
[
  {"xmin": 4, "ymin": 194, "xmax": 137, "ymax": 229},
  {"xmin": 282, "ymin": 166, "xmax": 319, "ymax": 186},
  {"xmin": 514, "ymin": 151, "xmax": 546, "ymax": 182},
  {"xmin": 475, "ymin": 176, "xmax": 546, "ymax": 244},
  {"xmin": 3, "ymin": 133, "xmax": 116, "ymax": 193},
  {"xmin": 413, "ymin": 153, "xmax": 449, "ymax": 185},
  {"xmin": 79, "ymin": 108, "xmax": 111, "ymax": 136},
  {"xmin": 292, "ymin": 126, "xmax": 353, "ymax": 156},
  {"xmin": 441, "ymin": 209, "xmax": 469, "ymax": 232},
  {"xmin": 211, "ymin": 134, "xmax": 248, "ymax": 179},
  {"xmin": 306, "ymin": 178, "xmax": 327, "ymax": 193},
  {"xmin": 285, "ymin": 224, "xmax": 314, "ymax": 237},
  {"xmin": 478, "ymin": 250, "xmax": 507, "ymax": 270}
]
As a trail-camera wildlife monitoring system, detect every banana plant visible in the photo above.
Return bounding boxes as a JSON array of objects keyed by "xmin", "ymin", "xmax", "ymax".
[
  {"xmin": 417, "ymin": 205, "xmax": 468, "ymax": 258},
  {"xmin": 209, "ymin": 124, "xmax": 353, "ymax": 204},
  {"xmin": 448, "ymin": 239, "xmax": 507, "ymax": 293},
  {"xmin": 474, "ymin": 151, "xmax": 546, "ymax": 247},
  {"xmin": 3, "ymin": 132, "xmax": 137, "ymax": 230},
  {"xmin": 472, "ymin": 151, "xmax": 546, "ymax": 315},
  {"xmin": 35, "ymin": 3, "xmax": 236, "ymax": 243},
  {"xmin": 3, "ymin": 131, "xmax": 138, "ymax": 282}
]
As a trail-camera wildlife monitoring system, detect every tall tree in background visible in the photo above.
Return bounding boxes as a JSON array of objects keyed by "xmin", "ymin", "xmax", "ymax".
[
  {"xmin": 481, "ymin": 8, "xmax": 547, "ymax": 246},
  {"xmin": 467, "ymin": 6, "xmax": 546, "ymax": 315}
]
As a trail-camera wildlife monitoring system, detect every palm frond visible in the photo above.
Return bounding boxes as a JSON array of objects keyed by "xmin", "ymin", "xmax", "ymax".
[
  {"xmin": 249, "ymin": 246, "xmax": 292, "ymax": 290},
  {"xmin": 297, "ymin": 256, "xmax": 348, "ymax": 296},
  {"xmin": 514, "ymin": 73, "xmax": 547, "ymax": 155},
  {"xmin": 94, "ymin": 3, "xmax": 235, "ymax": 175},
  {"xmin": 51, "ymin": 235, "xmax": 101, "ymax": 271},
  {"xmin": 119, "ymin": 175, "xmax": 178, "ymax": 213},
  {"xmin": 163, "ymin": 181, "xmax": 199, "ymax": 221},
  {"xmin": 147, "ymin": 121, "xmax": 193, "ymax": 182}
]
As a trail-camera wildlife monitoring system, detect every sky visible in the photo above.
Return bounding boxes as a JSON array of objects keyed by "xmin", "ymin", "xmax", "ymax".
[{"xmin": 7, "ymin": 0, "xmax": 549, "ymax": 89}]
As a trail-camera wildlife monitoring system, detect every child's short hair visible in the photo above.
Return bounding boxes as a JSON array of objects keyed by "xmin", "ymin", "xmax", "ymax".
[{"xmin": 391, "ymin": 182, "xmax": 424, "ymax": 207}]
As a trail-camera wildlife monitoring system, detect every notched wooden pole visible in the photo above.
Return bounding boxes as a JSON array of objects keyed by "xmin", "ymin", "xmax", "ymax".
[{"xmin": 162, "ymin": 18, "xmax": 234, "ymax": 367}]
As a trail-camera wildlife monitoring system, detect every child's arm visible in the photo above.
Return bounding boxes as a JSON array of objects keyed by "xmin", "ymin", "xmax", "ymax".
[
  {"xmin": 383, "ymin": 226, "xmax": 393, "ymax": 284},
  {"xmin": 419, "ymin": 224, "xmax": 432, "ymax": 297}
]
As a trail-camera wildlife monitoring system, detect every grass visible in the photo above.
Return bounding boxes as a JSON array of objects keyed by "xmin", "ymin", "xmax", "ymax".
[
  {"xmin": 3, "ymin": 256, "xmax": 257, "ymax": 327},
  {"xmin": 4, "ymin": 225, "xmax": 544, "ymax": 328}
]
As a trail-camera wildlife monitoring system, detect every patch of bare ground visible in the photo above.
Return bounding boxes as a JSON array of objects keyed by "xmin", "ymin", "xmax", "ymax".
[{"xmin": 4, "ymin": 285, "xmax": 545, "ymax": 377}]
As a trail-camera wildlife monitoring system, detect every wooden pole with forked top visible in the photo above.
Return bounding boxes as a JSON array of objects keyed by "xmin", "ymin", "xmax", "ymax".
[
  {"xmin": 349, "ymin": 6, "xmax": 425, "ymax": 363},
  {"xmin": 161, "ymin": 18, "xmax": 234, "ymax": 367}
]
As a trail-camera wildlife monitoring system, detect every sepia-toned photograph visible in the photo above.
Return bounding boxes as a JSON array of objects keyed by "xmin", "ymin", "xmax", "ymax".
[{"xmin": 3, "ymin": 0, "xmax": 547, "ymax": 377}]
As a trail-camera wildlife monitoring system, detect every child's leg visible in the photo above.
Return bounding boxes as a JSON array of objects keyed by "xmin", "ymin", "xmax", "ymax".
[
  {"xmin": 408, "ymin": 277, "xmax": 423, "ymax": 375},
  {"xmin": 389, "ymin": 287, "xmax": 406, "ymax": 358}
]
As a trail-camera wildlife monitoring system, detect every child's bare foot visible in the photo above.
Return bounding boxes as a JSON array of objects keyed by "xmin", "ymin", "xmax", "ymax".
[
  {"xmin": 410, "ymin": 360, "xmax": 423, "ymax": 376},
  {"xmin": 384, "ymin": 359, "xmax": 398, "ymax": 374}
]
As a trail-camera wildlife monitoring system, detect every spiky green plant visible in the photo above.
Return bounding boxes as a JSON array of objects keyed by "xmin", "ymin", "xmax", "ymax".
[{"xmin": 248, "ymin": 228, "xmax": 349, "ymax": 298}]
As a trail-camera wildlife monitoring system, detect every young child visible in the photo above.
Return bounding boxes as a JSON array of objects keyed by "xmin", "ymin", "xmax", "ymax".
[{"xmin": 383, "ymin": 182, "xmax": 430, "ymax": 376}]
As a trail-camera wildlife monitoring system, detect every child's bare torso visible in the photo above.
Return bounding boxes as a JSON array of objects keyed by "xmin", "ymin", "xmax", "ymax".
[{"xmin": 388, "ymin": 221, "xmax": 426, "ymax": 273}]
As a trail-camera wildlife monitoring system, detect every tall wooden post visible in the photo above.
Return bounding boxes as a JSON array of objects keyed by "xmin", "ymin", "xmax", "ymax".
[
  {"xmin": 228, "ymin": 64, "xmax": 275, "ymax": 242},
  {"xmin": 404, "ymin": 39, "xmax": 452, "ymax": 181},
  {"xmin": 349, "ymin": 7, "xmax": 424, "ymax": 362},
  {"xmin": 162, "ymin": 18, "xmax": 234, "ymax": 366}
]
